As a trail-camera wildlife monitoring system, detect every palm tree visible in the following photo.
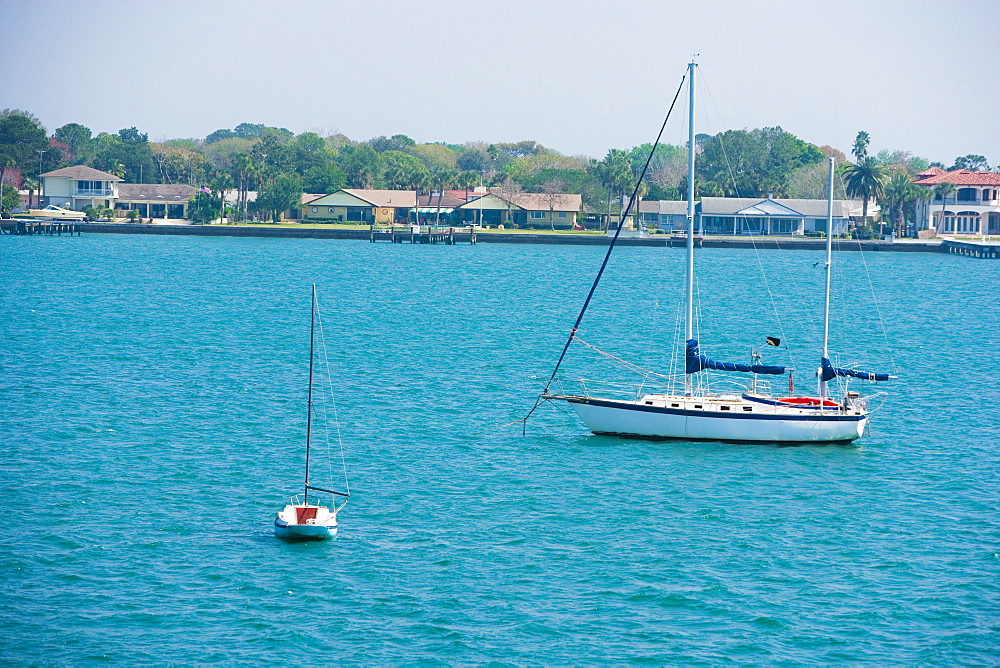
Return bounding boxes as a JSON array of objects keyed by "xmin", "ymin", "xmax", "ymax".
[
  {"xmin": 842, "ymin": 156, "xmax": 889, "ymax": 222},
  {"xmin": 431, "ymin": 167, "xmax": 457, "ymax": 225},
  {"xmin": 852, "ymin": 131, "xmax": 870, "ymax": 162},
  {"xmin": 22, "ymin": 175, "xmax": 39, "ymax": 207},
  {"xmin": 933, "ymin": 181, "xmax": 956, "ymax": 232},
  {"xmin": 879, "ymin": 172, "xmax": 924, "ymax": 236}
]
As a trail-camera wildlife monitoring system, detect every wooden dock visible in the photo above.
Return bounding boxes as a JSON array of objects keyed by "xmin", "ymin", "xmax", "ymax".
[
  {"xmin": 941, "ymin": 239, "xmax": 1000, "ymax": 259},
  {"xmin": 0, "ymin": 220, "xmax": 82, "ymax": 236},
  {"xmin": 369, "ymin": 224, "xmax": 476, "ymax": 245}
]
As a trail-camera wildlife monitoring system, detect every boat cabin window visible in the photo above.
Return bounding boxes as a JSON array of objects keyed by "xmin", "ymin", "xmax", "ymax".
[
  {"xmin": 743, "ymin": 406, "xmax": 753, "ymax": 412},
  {"xmin": 721, "ymin": 405, "xmax": 730, "ymax": 411},
  {"xmin": 671, "ymin": 403, "xmax": 679, "ymax": 407},
  {"xmin": 694, "ymin": 404, "xmax": 703, "ymax": 409},
  {"xmin": 645, "ymin": 401, "xmax": 653, "ymax": 405}
]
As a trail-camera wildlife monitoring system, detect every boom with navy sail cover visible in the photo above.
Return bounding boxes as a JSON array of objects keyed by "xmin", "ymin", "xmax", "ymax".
[
  {"xmin": 821, "ymin": 357, "xmax": 889, "ymax": 382},
  {"xmin": 685, "ymin": 339, "xmax": 786, "ymax": 376}
]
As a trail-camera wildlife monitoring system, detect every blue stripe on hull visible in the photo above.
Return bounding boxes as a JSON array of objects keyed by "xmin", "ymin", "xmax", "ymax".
[{"xmin": 568, "ymin": 397, "xmax": 865, "ymax": 423}]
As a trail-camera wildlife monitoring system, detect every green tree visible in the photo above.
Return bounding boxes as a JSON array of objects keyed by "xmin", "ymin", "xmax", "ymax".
[
  {"xmin": 22, "ymin": 176, "xmax": 39, "ymax": 207},
  {"xmin": 339, "ymin": 144, "xmax": 383, "ymax": 188},
  {"xmin": 950, "ymin": 154, "xmax": 989, "ymax": 171},
  {"xmin": 0, "ymin": 183, "xmax": 19, "ymax": 218},
  {"xmin": 0, "ymin": 110, "xmax": 48, "ymax": 190},
  {"xmin": 382, "ymin": 150, "xmax": 429, "ymax": 190},
  {"xmin": 852, "ymin": 131, "xmax": 870, "ymax": 162},
  {"xmin": 53, "ymin": 123, "xmax": 93, "ymax": 163},
  {"xmin": 301, "ymin": 162, "xmax": 346, "ymax": 194},
  {"xmin": 879, "ymin": 172, "xmax": 926, "ymax": 236},
  {"xmin": 206, "ymin": 169, "xmax": 232, "ymax": 222},
  {"xmin": 254, "ymin": 173, "xmax": 302, "ymax": 223},
  {"xmin": 842, "ymin": 156, "xmax": 889, "ymax": 221},
  {"xmin": 407, "ymin": 143, "xmax": 458, "ymax": 171},
  {"xmin": 596, "ymin": 149, "xmax": 633, "ymax": 222},
  {"xmin": 92, "ymin": 128, "xmax": 156, "ymax": 183},
  {"xmin": 187, "ymin": 192, "xmax": 219, "ymax": 224},
  {"xmin": 696, "ymin": 127, "xmax": 823, "ymax": 197}
]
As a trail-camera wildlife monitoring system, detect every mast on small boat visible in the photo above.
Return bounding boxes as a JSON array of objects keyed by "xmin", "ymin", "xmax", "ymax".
[
  {"xmin": 684, "ymin": 59, "xmax": 697, "ymax": 395},
  {"xmin": 820, "ymin": 157, "xmax": 835, "ymax": 401},
  {"xmin": 303, "ymin": 284, "xmax": 317, "ymax": 506}
]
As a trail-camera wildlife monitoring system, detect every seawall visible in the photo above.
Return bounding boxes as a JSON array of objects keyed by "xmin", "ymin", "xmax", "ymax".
[{"xmin": 77, "ymin": 222, "xmax": 948, "ymax": 253}]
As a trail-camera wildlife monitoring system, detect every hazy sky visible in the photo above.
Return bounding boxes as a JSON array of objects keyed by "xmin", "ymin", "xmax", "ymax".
[{"xmin": 2, "ymin": 0, "xmax": 998, "ymax": 165}]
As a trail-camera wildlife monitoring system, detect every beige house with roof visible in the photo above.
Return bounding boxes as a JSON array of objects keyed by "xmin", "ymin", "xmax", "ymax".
[
  {"xmin": 302, "ymin": 189, "xmax": 417, "ymax": 223},
  {"xmin": 114, "ymin": 183, "xmax": 198, "ymax": 219},
  {"xmin": 40, "ymin": 166, "xmax": 122, "ymax": 210},
  {"xmin": 456, "ymin": 191, "xmax": 582, "ymax": 228}
]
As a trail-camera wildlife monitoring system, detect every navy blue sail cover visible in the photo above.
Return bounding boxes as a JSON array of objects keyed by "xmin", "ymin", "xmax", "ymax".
[
  {"xmin": 821, "ymin": 357, "xmax": 889, "ymax": 382},
  {"xmin": 685, "ymin": 339, "xmax": 786, "ymax": 375}
]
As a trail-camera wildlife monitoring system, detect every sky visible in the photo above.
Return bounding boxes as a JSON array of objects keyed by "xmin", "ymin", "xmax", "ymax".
[{"xmin": 2, "ymin": 0, "xmax": 998, "ymax": 166}]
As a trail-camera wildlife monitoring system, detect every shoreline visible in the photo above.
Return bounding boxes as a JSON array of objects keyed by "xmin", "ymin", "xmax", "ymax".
[{"xmin": 69, "ymin": 221, "xmax": 953, "ymax": 253}]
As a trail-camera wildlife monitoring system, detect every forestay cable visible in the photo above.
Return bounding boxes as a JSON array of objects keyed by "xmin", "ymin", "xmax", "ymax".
[{"xmin": 517, "ymin": 69, "xmax": 688, "ymax": 429}]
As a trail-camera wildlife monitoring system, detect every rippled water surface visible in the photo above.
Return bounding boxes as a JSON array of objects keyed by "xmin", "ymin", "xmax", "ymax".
[{"xmin": 1, "ymin": 234, "xmax": 998, "ymax": 663}]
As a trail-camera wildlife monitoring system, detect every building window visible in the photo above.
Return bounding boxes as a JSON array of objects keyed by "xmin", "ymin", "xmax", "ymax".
[
  {"xmin": 328, "ymin": 207, "xmax": 334, "ymax": 214},
  {"xmin": 558, "ymin": 212, "xmax": 567, "ymax": 218},
  {"xmin": 530, "ymin": 211, "xmax": 546, "ymax": 219},
  {"xmin": 311, "ymin": 207, "xmax": 318, "ymax": 213}
]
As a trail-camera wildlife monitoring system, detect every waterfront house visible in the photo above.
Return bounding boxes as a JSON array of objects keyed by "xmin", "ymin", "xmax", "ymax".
[
  {"xmin": 456, "ymin": 191, "xmax": 582, "ymax": 228},
  {"xmin": 40, "ymin": 166, "xmax": 121, "ymax": 211},
  {"xmin": 637, "ymin": 200, "xmax": 689, "ymax": 231},
  {"xmin": 913, "ymin": 168, "xmax": 1000, "ymax": 236},
  {"xmin": 114, "ymin": 183, "xmax": 198, "ymax": 219},
  {"xmin": 303, "ymin": 189, "xmax": 417, "ymax": 223}
]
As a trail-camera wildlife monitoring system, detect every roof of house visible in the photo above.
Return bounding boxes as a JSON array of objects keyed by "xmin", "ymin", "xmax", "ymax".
[
  {"xmin": 700, "ymin": 197, "xmax": 857, "ymax": 218},
  {"xmin": 913, "ymin": 169, "xmax": 1000, "ymax": 186},
  {"xmin": 341, "ymin": 189, "xmax": 417, "ymax": 207},
  {"xmin": 118, "ymin": 183, "xmax": 197, "ymax": 200},
  {"xmin": 41, "ymin": 165, "xmax": 122, "ymax": 181},
  {"xmin": 638, "ymin": 200, "xmax": 689, "ymax": 215},
  {"xmin": 417, "ymin": 193, "xmax": 467, "ymax": 208}
]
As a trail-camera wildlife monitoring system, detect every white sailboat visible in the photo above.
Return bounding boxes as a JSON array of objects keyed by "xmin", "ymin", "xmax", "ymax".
[
  {"xmin": 543, "ymin": 61, "xmax": 892, "ymax": 443},
  {"xmin": 274, "ymin": 285, "xmax": 350, "ymax": 541}
]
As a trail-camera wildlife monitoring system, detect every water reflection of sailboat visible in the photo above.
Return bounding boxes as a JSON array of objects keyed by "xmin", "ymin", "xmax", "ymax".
[{"xmin": 543, "ymin": 61, "xmax": 892, "ymax": 443}]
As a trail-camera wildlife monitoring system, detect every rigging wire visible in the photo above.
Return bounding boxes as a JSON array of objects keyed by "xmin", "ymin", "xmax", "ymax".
[
  {"xmin": 314, "ymin": 292, "xmax": 351, "ymax": 504},
  {"xmin": 515, "ymin": 69, "xmax": 689, "ymax": 431}
]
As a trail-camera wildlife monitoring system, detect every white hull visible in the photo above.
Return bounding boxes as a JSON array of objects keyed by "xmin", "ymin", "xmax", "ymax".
[
  {"xmin": 274, "ymin": 504, "xmax": 337, "ymax": 541},
  {"xmin": 556, "ymin": 393, "xmax": 866, "ymax": 443}
]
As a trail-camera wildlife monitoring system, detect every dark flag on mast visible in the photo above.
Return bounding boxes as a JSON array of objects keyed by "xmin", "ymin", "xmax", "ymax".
[{"xmin": 766, "ymin": 336, "xmax": 781, "ymax": 347}]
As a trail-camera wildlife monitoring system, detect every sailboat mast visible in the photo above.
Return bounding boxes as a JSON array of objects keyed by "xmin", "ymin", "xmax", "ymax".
[
  {"xmin": 304, "ymin": 284, "xmax": 316, "ymax": 503},
  {"xmin": 684, "ymin": 60, "xmax": 697, "ymax": 393},
  {"xmin": 820, "ymin": 157, "xmax": 834, "ymax": 400}
]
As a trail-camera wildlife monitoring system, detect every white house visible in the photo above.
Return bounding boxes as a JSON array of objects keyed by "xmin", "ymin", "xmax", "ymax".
[
  {"xmin": 40, "ymin": 166, "xmax": 121, "ymax": 210},
  {"xmin": 913, "ymin": 168, "xmax": 1000, "ymax": 236}
]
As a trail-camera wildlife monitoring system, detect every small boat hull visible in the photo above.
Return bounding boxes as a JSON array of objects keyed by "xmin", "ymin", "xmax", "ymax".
[
  {"xmin": 274, "ymin": 521, "xmax": 336, "ymax": 541},
  {"xmin": 274, "ymin": 504, "xmax": 337, "ymax": 541},
  {"xmin": 564, "ymin": 395, "xmax": 866, "ymax": 443}
]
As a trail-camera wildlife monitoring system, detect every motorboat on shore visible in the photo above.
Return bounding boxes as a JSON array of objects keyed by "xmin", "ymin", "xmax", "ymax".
[{"xmin": 28, "ymin": 205, "xmax": 85, "ymax": 221}]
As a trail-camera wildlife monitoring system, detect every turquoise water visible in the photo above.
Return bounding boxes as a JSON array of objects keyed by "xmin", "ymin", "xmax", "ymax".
[{"xmin": 1, "ymin": 234, "xmax": 997, "ymax": 663}]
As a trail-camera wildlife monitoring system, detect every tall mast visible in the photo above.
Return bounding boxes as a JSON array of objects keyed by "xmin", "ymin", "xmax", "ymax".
[
  {"xmin": 684, "ymin": 60, "xmax": 697, "ymax": 394},
  {"xmin": 820, "ymin": 157, "xmax": 834, "ymax": 400},
  {"xmin": 304, "ymin": 284, "xmax": 316, "ymax": 503}
]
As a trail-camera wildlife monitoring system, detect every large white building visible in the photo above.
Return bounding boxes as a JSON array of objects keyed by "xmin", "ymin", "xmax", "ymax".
[
  {"xmin": 40, "ymin": 165, "xmax": 121, "ymax": 210},
  {"xmin": 913, "ymin": 168, "xmax": 1000, "ymax": 236}
]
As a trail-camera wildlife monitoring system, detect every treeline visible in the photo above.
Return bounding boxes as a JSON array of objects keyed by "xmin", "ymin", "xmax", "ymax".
[{"xmin": 0, "ymin": 108, "xmax": 993, "ymax": 224}]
